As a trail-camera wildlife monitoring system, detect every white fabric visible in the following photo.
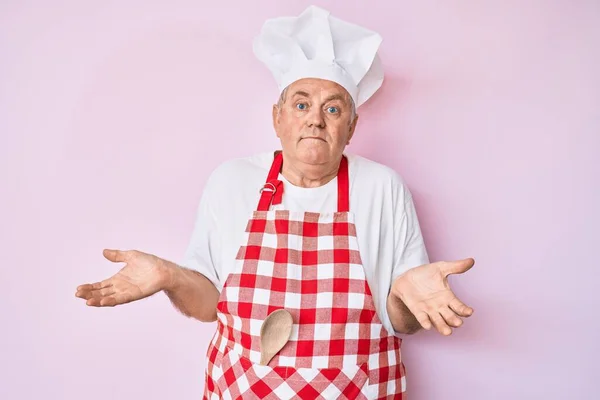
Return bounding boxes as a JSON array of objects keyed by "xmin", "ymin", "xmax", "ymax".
[
  {"xmin": 181, "ymin": 151, "xmax": 430, "ymax": 337},
  {"xmin": 252, "ymin": 5, "xmax": 384, "ymax": 107}
]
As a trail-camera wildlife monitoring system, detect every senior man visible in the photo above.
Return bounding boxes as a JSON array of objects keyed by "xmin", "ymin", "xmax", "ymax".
[{"xmin": 76, "ymin": 5, "xmax": 474, "ymax": 399}]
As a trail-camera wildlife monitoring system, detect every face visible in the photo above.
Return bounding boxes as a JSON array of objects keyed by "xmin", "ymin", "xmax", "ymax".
[{"xmin": 272, "ymin": 78, "xmax": 358, "ymax": 168}]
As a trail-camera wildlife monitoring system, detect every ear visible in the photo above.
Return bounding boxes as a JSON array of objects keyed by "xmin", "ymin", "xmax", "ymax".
[
  {"xmin": 272, "ymin": 104, "xmax": 281, "ymax": 138},
  {"xmin": 347, "ymin": 114, "xmax": 359, "ymax": 144}
]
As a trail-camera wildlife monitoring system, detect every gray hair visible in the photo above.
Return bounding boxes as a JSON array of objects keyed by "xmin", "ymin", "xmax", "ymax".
[{"xmin": 276, "ymin": 86, "xmax": 357, "ymax": 123}]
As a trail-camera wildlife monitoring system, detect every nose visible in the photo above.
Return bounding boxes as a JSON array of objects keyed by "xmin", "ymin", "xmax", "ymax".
[{"xmin": 306, "ymin": 107, "xmax": 325, "ymax": 128}]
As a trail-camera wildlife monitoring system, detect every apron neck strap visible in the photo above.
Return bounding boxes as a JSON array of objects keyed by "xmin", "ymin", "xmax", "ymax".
[
  {"xmin": 337, "ymin": 155, "xmax": 349, "ymax": 212},
  {"xmin": 257, "ymin": 151, "xmax": 349, "ymax": 212}
]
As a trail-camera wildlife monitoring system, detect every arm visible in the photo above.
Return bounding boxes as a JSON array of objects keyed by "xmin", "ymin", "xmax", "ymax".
[
  {"xmin": 75, "ymin": 249, "xmax": 220, "ymax": 323},
  {"xmin": 77, "ymin": 168, "xmax": 225, "ymax": 317},
  {"xmin": 387, "ymin": 180, "xmax": 430, "ymax": 335},
  {"xmin": 386, "ymin": 282, "xmax": 423, "ymax": 335},
  {"xmin": 386, "ymin": 182, "xmax": 473, "ymax": 336},
  {"xmin": 162, "ymin": 260, "xmax": 220, "ymax": 322}
]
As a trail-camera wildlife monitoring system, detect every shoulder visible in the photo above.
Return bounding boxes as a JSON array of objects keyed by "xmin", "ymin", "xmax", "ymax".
[
  {"xmin": 204, "ymin": 152, "xmax": 273, "ymax": 189},
  {"xmin": 346, "ymin": 153, "xmax": 410, "ymax": 196},
  {"xmin": 207, "ymin": 152, "xmax": 273, "ymax": 182},
  {"xmin": 201, "ymin": 152, "xmax": 273, "ymax": 204}
]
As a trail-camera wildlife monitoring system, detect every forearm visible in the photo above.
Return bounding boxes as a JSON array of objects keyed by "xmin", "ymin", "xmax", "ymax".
[
  {"xmin": 162, "ymin": 260, "xmax": 220, "ymax": 322},
  {"xmin": 386, "ymin": 288, "xmax": 422, "ymax": 335}
]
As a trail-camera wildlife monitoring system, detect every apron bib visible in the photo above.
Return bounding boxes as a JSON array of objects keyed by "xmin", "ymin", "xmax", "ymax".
[{"xmin": 203, "ymin": 152, "xmax": 406, "ymax": 399}]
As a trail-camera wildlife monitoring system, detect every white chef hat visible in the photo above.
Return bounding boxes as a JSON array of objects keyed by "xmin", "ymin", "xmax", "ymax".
[{"xmin": 253, "ymin": 5, "xmax": 384, "ymax": 108}]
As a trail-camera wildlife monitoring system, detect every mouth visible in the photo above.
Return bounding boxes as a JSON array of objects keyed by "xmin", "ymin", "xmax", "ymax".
[{"xmin": 301, "ymin": 137, "xmax": 327, "ymax": 142}]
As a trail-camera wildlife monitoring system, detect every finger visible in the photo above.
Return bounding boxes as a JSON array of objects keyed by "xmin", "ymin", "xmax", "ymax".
[
  {"xmin": 100, "ymin": 297, "xmax": 118, "ymax": 307},
  {"xmin": 76, "ymin": 283, "xmax": 95, "ymax": 293},
  {"xmin": 92, "ymin": 279, "xmax": 113, "ymax": 290},
  {"xmin": 428, "ymin": 311, "xmax": 452, "ymax": 336},
  {"xmin": 75, "ymin": 279, "xmax": 112, "ymax": 297},
  {"xmin": 77, "ymin": 280, "xmax": 111, "ymax": 291},
  {"xmin": 414, "ymin": 311, "xmax": 433, "ymax": 330},
  {"xmin": 86, "ymin": 297, "xmax": 117, "ymax": 307},
  {"xmin": 103, "ymin": 249, "xmax": 129, "ymax": 263},
  {"xmin": 75, "ymin": 285, "xmax": 94, "ymax": 298},
  {"xmin": 76, "ymin": 280, "xmax": 113, "ymax": 295},
  {"xmin": 96, "ymin": 293, "xmax": 134, "ymax": 307},
  {"xmin": 87, "ymin": 287, "xmax": 116, "ymax": 299},
  {"xmin": 449, "ymin": 297, "xmax": 474, "ymax": 317},
  {"xmin": 86, "ymin": 295, "xmax": 119, "ymax": 307},
  {"xmin": 441, "ymin": 258, "xmax": 475, "ymax": 276},
  {"xmin": 439, "ymin": 306, "xmax": 463, "ymax": 328}
]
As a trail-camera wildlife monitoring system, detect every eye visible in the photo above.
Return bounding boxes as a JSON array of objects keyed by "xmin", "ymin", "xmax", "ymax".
[
  {"xmin": 296, "ymin": 103, "xmax": 307, "ymax": 110},
  {"xmin": 327, "ymin": 106, "xmax": 339, "ymax": 114}
]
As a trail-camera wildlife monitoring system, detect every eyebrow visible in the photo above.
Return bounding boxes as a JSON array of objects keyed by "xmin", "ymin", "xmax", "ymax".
[
  {"xmin": 290, "ymin": 90, "xmax": 310, "ymax": 99},
  {"xmin": 290, "ymin": 91, "xmax": 348, "ymax": 105},
  {"xmin": 323, "ymin": 94, "xmax": 347, "ymax": 104}
]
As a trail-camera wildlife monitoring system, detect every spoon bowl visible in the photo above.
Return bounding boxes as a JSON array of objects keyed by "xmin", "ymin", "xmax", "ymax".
[{"xmin": 259, "ymin": 309, "xmax": 294, "ymax": 366}]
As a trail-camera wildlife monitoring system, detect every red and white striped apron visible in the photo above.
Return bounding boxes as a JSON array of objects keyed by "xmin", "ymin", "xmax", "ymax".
[{"xmin": 203, "ymin": 152, "xmax": 406, "ymax": 399}]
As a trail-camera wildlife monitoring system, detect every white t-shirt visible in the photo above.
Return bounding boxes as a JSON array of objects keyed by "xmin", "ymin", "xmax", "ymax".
[{"xmin": 181, "ymin": 151, "xmax": 430, "ymax": 337}]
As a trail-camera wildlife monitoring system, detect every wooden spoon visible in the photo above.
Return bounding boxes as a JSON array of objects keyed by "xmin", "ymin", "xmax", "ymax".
[{"xmin": 259, "ymin": 309, "xmax": 294, "ymax": 366}]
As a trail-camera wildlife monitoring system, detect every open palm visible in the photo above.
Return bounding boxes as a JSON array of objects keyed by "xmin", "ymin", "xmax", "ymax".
[
  {"xmin": 391, "ymin": 258, "xmax": 475, "ymax": 335},
  {"xmin": 76, "ymin": 249, "xmax": 169, "ymax": 307}
]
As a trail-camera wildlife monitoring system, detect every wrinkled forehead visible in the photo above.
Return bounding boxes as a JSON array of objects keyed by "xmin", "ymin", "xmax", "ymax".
[{"xmin": 284, "ymin": 78, "xmax": 352, "ymax": 104}]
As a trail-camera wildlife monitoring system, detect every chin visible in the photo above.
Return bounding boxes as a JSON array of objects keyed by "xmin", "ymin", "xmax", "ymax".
[{"xmin": 296, "ymin": 150, "xmax": 329, "ymax": 165}]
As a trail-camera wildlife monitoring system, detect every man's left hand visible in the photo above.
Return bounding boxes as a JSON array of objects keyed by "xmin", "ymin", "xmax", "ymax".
[{"xmin": 390, "ymin": 258, "xmax": 475, "ymax": 336}]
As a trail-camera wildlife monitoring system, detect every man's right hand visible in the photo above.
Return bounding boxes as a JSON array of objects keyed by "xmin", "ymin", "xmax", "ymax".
[{"xmin": 76, "ymin": 249, "xmax": 170, "ymax": 307}]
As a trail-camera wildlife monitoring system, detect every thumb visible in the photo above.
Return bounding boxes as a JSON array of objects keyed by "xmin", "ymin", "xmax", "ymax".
[
  {"xmin": 441, "ymin": 258, "xmax": 475, "ymax": 276},
  {"xmin": 103, "ymin": 248, "xmax": 128, "ymax": 263}
]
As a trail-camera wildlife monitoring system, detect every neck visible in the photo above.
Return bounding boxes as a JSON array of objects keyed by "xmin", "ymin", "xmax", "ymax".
[{"xmin": 280, "ymin": 154, "xmax": 341, "ymax": 188}]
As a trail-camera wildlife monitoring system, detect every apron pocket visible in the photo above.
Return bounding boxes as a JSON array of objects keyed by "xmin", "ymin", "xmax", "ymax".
[{"xmin": 216, "ymin": 345, "xmax": 371, "ymax": 399}]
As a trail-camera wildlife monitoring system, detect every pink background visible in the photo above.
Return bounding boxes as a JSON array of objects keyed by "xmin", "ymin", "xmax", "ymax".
[{"xmin": 1, "ymin": 1, "xmax": 598, "ymax": 399}]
